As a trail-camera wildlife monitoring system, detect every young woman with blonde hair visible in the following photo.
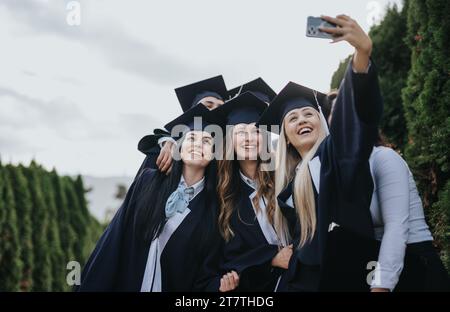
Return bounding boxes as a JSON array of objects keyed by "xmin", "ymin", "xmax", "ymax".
[{"xmin": 258, "ymin": 15, "xmax": 384, "ymax": 291}]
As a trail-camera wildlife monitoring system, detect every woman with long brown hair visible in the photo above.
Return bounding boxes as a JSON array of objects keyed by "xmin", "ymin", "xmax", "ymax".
[
  {"xmin": 77, "ymin": 105, "xmax": 223, "ymax": 292},
  {"xmin": 214, "ymin": 91, "xmax": 293, "ymax": 292}
]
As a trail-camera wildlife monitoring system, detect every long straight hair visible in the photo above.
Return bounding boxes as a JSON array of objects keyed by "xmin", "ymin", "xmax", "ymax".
[
  {"xmin": 217, "ymin": 127, "xmax": 276, "ymax": 242},
  {"xmin": 274, "ymin": 112, "xmax": 327, "ymax": 247},
  {"xmin": 131, "ymin": 135, "xmax": 219, "ymax": 246}
]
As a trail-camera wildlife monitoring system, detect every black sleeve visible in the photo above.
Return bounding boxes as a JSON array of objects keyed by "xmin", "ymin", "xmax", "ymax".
[
  {"xmin": 324, "ymin": 59, "xmax": 383, "ymax": 239},
  {"xmin": 330, "ymin": 58, "xmax": 383, "ymax": 161},
  {"xmin": 137, "ymin": 133, "xmax": 168, "ymax": 155},
  {"xmin": 220, "ymin": 219, "xmax": 279, "ymax": 291},
  {"xmin": 133, "ymin": 146, "xmax": 161, "ymax": 181},
  {"xmin": 76, "ymin": 169, "xmax": 155, "ymax": 291},
  {"xmin": 193, "ymin": 230, "xmax": 224, "ymax": 292}
]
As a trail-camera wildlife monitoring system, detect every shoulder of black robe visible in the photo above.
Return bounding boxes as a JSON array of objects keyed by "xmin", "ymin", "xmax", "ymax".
[
  {"xmin": 133, "ymin": 144, "xmax": 162, "ymax": 182},
  {"xmin": 135, "ymin": 131, "xmax": 174, "ymax": 181},
  {"xmin": 76, "ymin": 168, "xmax": 157, "ymax": 291},
  {"xmin": 137, "ymin": 133, "xmax": 168, "ymax": 155},
  {"xmin": 220, "ymin": 180, "xmax": 280, "ymax": 292}
]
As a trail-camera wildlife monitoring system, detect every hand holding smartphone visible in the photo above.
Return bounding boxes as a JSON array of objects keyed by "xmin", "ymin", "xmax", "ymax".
[{"xmin": 306, "ymin": 16, "xmax": 338, "ymax": 39}]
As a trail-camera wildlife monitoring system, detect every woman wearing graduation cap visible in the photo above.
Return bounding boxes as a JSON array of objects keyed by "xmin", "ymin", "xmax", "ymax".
[
  {"xmin": 227, "ymin": 77, "xmax": 277, "ymax": 104},
  {"xmin": 213, "ymin": 91, "xmax": 293, "ymax": 292},
  {"xmin": 258, "ymin": 15, "xmax": 384, "ymax": 291},
  {"xmin": 136, "ymin": 76, "xmax": 277, "ymax": 181},
  {"xmin": 77, "ymin": 104, "xmax": 223, "ymax": 291},
  {"xmin": 135, "ymin": 75, "xmax": 228, "ymax": 178}
]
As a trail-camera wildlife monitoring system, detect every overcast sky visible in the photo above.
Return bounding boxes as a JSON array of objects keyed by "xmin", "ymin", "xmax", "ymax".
[{"xmin": 0, "ymin": 0, "xmax": 401, "ymax": 177}]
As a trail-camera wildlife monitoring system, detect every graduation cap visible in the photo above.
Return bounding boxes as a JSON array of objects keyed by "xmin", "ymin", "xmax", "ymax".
[
  {"xmin": 227, "ymin": 77, "xmax": 276, "ymax": 103},
  {"xmin": 164, "ymin": 104, "xmax": 222, "ymax": 140},
  {"xmin": 257, "ymin": 81, "xmax": 329, "ymax": 135},
  {"xmin": 213, "ymin": 91, "xmax": 268, "ymax": 127},
  {"xmin": 175, "ymin": 75, "xmax": 228, "ymax": 112}
]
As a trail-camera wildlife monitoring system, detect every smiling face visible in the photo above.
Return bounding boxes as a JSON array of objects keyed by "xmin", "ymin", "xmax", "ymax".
[
  {"xmin": 198, "ymin": 96, "xmax": 225, "ymax": 110},
  {"xmin": 180, "ymin": 130, "xmax": 214, "ymax": 168},
  {"xmin": 232, "ymin": 122, "xmax": 262, "ymax": 161},
  {"xmin": 283, "ymin": 107, "xmax": 321, "ymax": 157}
]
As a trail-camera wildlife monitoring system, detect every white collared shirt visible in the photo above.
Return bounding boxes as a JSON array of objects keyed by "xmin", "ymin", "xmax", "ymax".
[
  {"xmin": 239, "ymin": 170, "xmax": 282, "ymax": 247},
  {"xmin": 179, "ymin": 175, "xmax": 205, "ymax": 202},
  {"xmin": 140, "ymin": 174, "xmax": 205, "ymax": 292}
]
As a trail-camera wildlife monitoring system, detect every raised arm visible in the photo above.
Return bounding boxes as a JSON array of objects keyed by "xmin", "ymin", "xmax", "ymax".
[{"xmin": 321, "ymin": 15, "xmax": 383, "ymax": 160}]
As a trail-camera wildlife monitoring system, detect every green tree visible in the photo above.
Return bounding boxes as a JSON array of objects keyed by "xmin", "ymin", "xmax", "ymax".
[
  {"xmin": 6, "ymin": 165, "xmax": 34, "ymax": 291},
  {"xmin": 62, "ymin": 177, "xmax": 88, "ymax": 268},
  {"xmin": 402, "ymin": 0, "xmax": 450, "ymax": 268},
  {"xmin": 74, "ymin": 175, "xmax": 96, "ymax": 264},
  {"xmin": 24, "ymin": 162, "xmax": 52, "ymax": 291},
  {"xmin": 369, "ymin": 1, "xmax": 411, "ymax": 149},
  {"xmin": 0, "ymin": 163, "xmax": 23, "ymax": 291},
  {"xmin": 330, "ymin": 55, "xmax": 352, "ymax": 90},
  {"xmin": 41, "ymin": 171, "xmax": 66, "ymax": 291},
  {"xmin": 50, "ymin": 170, "xmax": 76, "ymax": 291}
]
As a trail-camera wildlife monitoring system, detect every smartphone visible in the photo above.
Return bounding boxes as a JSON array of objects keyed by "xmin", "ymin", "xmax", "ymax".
[{"xmin": 306, "ymin": 16, "xmax": 337, "ymax": 39}]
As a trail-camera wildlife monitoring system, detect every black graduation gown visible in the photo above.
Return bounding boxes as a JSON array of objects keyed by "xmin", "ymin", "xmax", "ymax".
[
  {"xmin": 76, "ymin": 168, "xmax": 222, "ymax": 292},
  {"xmin": 277, "ymin": 60, "xmax": 383, "ymax": 292},
  {"xmin": 220, "ymin": 179, "xmax": 282, "ymax": 292}
]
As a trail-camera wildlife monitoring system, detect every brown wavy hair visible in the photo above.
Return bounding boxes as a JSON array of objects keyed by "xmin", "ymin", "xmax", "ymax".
[{"xmin": 217, "ymin": 128, "xmax": 276, "ymax": 242}]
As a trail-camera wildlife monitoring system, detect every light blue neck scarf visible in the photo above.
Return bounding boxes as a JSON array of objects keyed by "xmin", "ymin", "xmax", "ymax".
[{"xmin": 165, "ymin": 183, "xmax": 195, "ymax": 219}]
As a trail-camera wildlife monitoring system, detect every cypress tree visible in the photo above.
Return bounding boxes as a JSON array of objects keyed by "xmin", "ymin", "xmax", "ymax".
[
  {"xmin": 41, "ymin": 171, "xmax": 66, "ymax": 291},
  {"xmin": 369, "ymin": 1, "xmax": 411, "ymax": 149},
  {"xmin": 73, "ymin": 175, "xmax": 97, "ymax": 263},
  {"xmin": 0, "ymin": 164, "xmax": 23, "ymax": 291},
  {"xmin": 50, "ymin": 170, "xmax": 76, "ymax": 291},
  {"xmin": 24, "ymin": 161, "xmax": 52, "ymax": 291},
  {"xmin": 402, "ymin": 0, "xmax": 450, "ymax": 268},
  {"xmin": 6, "ymin": 165, "xmax": 34, "ymax": 291},
  {"xmin": 62, "ymin": 177, "xmax": 87, "ymax": 267}
]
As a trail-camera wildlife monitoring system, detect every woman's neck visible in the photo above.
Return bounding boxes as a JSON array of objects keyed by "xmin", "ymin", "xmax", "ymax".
[
  {"xmin": 238, "ymin": 160, "xmax": 258, "ymax": 180},
  {"xmin": 182, "ymin": 165, "xmax": 205, "ymax": 187},
  {"xmin": 296, "ymin": 145, "xmax": 312, "ymax": 159}
]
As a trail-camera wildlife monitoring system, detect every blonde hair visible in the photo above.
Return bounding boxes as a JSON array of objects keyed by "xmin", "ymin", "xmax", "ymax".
[
  {"xmin": 217, "ymin": 127, "xmax": 276, "ymax": 242},
  {"xmin": 274, "ymin": 110, "xmax": 327, "ymax": 247}
]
